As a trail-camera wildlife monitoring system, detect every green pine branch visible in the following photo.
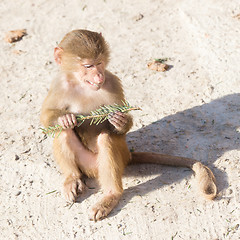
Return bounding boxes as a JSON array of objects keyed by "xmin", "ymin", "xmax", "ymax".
[{"xmin": 41, "ymin": 101, "xmax": 141, "ymax": 137}]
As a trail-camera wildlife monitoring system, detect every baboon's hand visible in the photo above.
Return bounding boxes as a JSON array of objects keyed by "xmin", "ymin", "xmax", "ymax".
[
  {"xmin": 58, "ymin": 114, "xmax": 77, "ymax": 129},
  {"xmin": 108, "ymin": 111, "xmax": 128, "ymax": 131}
]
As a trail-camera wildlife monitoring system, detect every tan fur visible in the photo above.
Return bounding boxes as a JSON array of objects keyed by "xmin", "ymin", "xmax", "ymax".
[
  {"xmin": 41, "ymin": 29, "xmax": 217, "ymax": 221},
  {"xmin": 58, "ymin": 29, "xmax": 110, "ymax": 71},
  {"xmin": 131, "ymin": 152, "xmax": 217, "ymax": 200}
]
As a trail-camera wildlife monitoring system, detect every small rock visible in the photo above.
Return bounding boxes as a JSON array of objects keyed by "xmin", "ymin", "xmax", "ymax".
[
  {"xmin": 134, "ymin": 13, "xmax": 144, "ymax": 21},
  {"xmin": 226, "ymin": 188, "xmax": 233, "ymax": 195},
  {"xmin": 15, "ymin": 191, "xmax": 21, "ymax": 196},
  {"xmin": 12, "ymin": 49, "xmax": 24, "ymax": 55},
  {"xmin": 22, "ymin": 148, "xmax": 31, "ymax": 154},
  {"xmin": 233, "ymin": 13, "xmax": 240, "ymax": 19}
]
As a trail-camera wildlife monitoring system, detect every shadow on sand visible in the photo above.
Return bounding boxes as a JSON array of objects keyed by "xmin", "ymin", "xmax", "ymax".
[
  {"xmin": 79, "ymin": 94, "xmax": 240, "ymax": 215},
  {"xmin": 116, "ymin": 93, "xmax": 239, "ymax": 212}
]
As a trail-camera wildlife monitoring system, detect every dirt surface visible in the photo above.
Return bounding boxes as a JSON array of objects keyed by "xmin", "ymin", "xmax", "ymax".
[{"xmin": 0, "ymin": 0, "xmax": 239, "ymax": 239}]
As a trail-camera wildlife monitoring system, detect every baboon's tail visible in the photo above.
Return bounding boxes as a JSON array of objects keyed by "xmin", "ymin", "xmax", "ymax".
[{"xmin": 130, "ymin": 152, "xmax": 217, "ymax": 200}]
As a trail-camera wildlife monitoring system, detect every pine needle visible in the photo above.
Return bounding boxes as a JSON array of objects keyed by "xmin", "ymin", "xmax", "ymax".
[{"xmin": 41, "ymin": 101, "xmax": 141, "ymax": 137}]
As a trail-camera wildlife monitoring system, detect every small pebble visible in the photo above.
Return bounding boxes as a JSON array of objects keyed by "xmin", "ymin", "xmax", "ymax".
[
  {"xmin": 15, "ymin": 191, "xmax": 21, "ymax": 196},
  {"xmin": 226, "ymin": 189, "xmax": 233, "ymax": 195}
]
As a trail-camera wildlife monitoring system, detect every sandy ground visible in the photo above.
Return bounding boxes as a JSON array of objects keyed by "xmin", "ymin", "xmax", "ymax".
[{"xmin": 0, "ymin": 0, "xmax": 240, "ymax": 239}]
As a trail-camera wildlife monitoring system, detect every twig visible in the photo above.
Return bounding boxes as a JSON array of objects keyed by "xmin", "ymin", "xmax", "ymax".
[
  {"xmin": 46, "ymin": 190, "xmax": 57, "ymax": 195},
  {"xmin": 41, "ymin": 101, "xmax": 141, "ymax": 137}
]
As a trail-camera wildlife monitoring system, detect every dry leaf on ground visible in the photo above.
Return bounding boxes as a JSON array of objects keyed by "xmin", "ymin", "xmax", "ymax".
[
  {"xmin": 147, "ymin": 60, "xmax": 169, "ymax": 72},
  {"xmin": 4, "ymin": 29, "xmax": 27, "ymax": 43}
]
